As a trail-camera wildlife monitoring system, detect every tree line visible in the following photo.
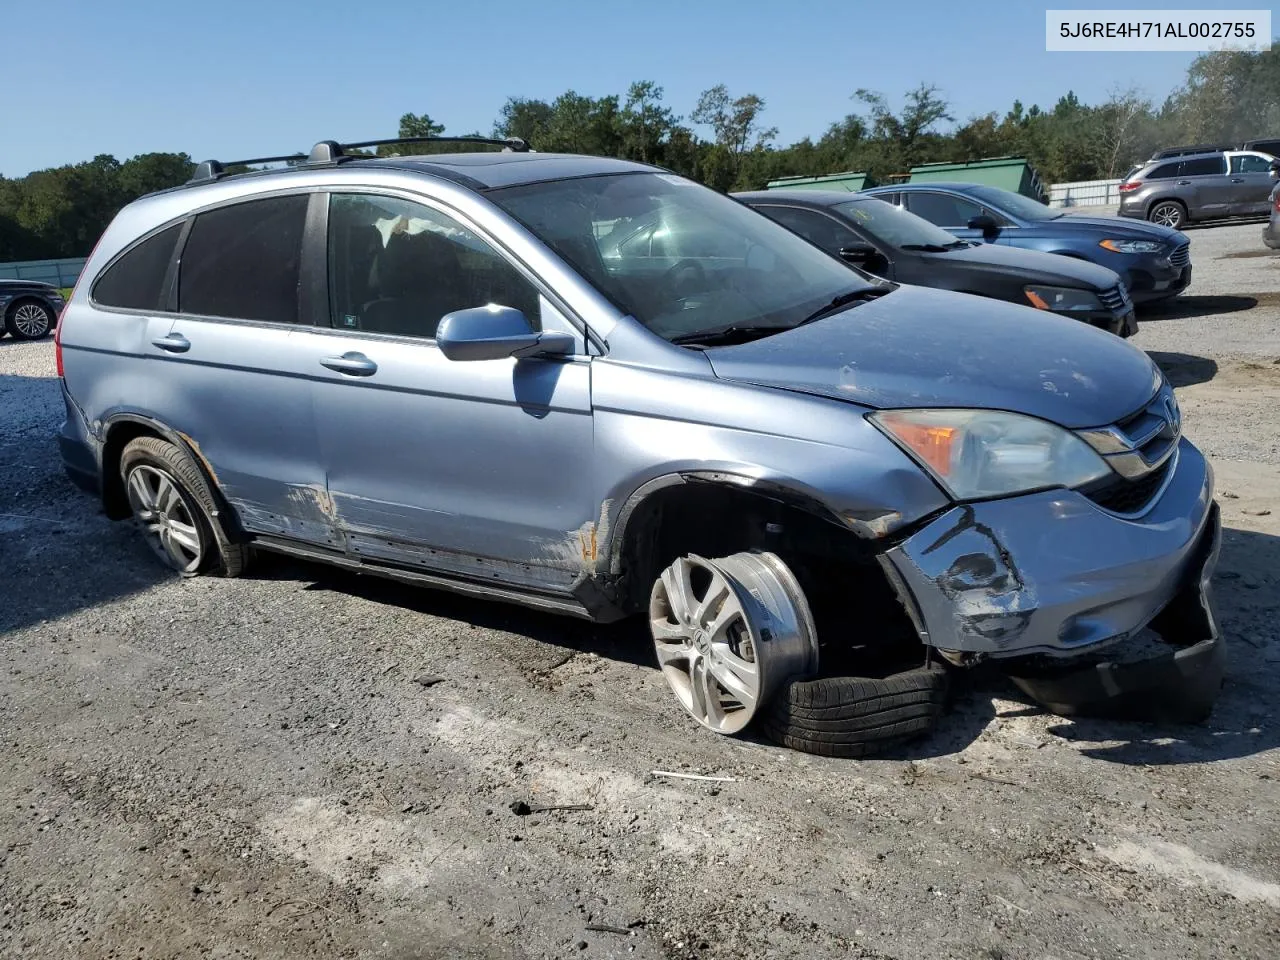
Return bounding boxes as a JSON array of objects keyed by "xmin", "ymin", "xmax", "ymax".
[{"xmin": 2, "ymin": 45, "xmax": 1276, "ymax": 262}]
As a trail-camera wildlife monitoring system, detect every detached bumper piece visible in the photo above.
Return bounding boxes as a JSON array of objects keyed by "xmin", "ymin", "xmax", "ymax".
[{"xmin": 1007, "ymin": 502, "xmax": 1224, "ymax": 723}]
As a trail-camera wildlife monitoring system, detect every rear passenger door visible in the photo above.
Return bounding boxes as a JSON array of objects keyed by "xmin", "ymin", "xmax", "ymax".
[
  {"xmin": 1178, "ymin": 155, "xmax": 1232, "ymax": 218},
  {"xmin": 307, "ymin": 191, "xmax": 595, "ymax": 591},
  {"xmin": 1228, "ymin": 153, "xmax": 1277, "ymax": 215},
  {"xmin": 161, "ymin": 192, "xmax": 334, "ymax": 544}
]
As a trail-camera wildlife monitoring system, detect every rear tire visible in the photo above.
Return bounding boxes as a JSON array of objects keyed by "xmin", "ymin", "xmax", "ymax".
[
  {"xmin": 119, "ymin": 436, "xmax": 248, "ymax": 578},
  {"xmin": 4, "ymin": 299, "xmax": 54, "ymax": 340},
  {"xmin": 759, "ymin": 663, "xmax": 950, "ymax": 758},
  {"xmin": 1148, "ymin": 201, "xmax": 1186, "ymax": 230}
]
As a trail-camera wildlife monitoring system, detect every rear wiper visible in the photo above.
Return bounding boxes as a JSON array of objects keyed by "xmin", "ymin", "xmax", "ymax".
[
  {"xmin": 670, "ymin": 324, "xmax": 793, "ymax": 347},
  {"xmin": 796, "ymin": 287, "xmax": 884, "ymax": 327}
]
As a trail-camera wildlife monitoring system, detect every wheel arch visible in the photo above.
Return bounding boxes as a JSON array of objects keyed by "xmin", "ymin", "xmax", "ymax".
[{"xmin": 100, "ymin": 413, "xmax": 243, "ymax": 540}]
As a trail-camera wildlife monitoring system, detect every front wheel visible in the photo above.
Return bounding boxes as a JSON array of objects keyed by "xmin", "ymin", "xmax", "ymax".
[
  {"xmin": 4, "ymin": 299, "xmax": 54, "ymax": 340},
  {"xmin": 1148, "ymin": 201, "xmax": 1186, "ymax": 229}
]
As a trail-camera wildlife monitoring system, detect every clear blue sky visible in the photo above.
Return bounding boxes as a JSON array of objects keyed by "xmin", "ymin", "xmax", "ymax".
[{"xmin": 4, "ymin": 0, "xmax": 1269, "ymax": 177}]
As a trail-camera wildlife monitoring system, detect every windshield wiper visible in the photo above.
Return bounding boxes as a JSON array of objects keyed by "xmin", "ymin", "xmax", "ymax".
[
  {"xmin": 899, "ymin": 243, "xmax": 953, "ymax": 252},
  {"xmin": 796, "ymin": 287, "xmax": 883, "ymax": 327},
  {"xmin": 670, "ymin": 324, "xmax": 794, "ymax": 347}
]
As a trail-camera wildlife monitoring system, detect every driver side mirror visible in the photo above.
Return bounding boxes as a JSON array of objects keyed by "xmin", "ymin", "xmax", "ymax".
[
  {"xmin": 967, "ymin": 214, "xmax": 1001, "ymax": 240},
  {"xmin": 838, "ymin": 242, "xmax": 878, "ymax": 264},
  {"xmin": 436, "ymin": 306, "xmax": 574, "ymax": 362},
  {"xmin": 1270, "ymin": 159, "xmax": 1280, "ymax": 180}
]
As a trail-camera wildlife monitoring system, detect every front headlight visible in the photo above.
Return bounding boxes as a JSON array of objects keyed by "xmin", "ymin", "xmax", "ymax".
[
  {"xmin": 870, "ymin": 408, "xmax": 1111, "ymax": 500},
  {"xmin": 1024, "ymin": 285, "xmax": 1103, "ymax": 312},
  {"xmin": 1100, "ymin": 239, "xmax": 1164, "ymax": 254}
]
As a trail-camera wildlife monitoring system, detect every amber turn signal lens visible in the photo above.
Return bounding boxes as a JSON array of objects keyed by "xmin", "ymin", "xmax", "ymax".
[{"xmin": 876, "ymin": 412, "xmax": 957, "ymax": 475}]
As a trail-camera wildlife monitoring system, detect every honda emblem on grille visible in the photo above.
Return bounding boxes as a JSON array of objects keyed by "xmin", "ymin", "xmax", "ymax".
[{"xmin": 1160, "ymin": 394, "xmax": 1180, "ymax": 439}]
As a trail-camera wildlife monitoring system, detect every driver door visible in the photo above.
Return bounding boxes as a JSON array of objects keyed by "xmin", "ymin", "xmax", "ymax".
[{"xmin": 306, "ymin": 192, "xmax": 596, "ymax": 591}]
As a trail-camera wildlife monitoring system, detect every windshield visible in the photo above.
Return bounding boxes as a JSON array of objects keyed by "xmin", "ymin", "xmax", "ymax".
[
  {"xmin": 966, "ymin": 185, "xmax": 1061, "ymax": 222},
  {"xmin": 490, "ymin": 172, "xmax": 877, "ymax": 342},
  {"xmin": 833, "ymin": 198, "xmax": 964, "ymax": 249}
]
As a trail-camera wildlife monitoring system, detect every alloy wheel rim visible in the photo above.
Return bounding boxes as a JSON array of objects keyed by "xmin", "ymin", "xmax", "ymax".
[
  {"xmin": 649, "ymin": 553, "xmax": 817, "ymax": 734},
  {"xmin": 1152, "ymin": 204, "xmax": 1181, "ymax": 227},
  {"xmin": 13, "ymin": 303, "xmax": 50, "ymax": 337},
  {"xmin": 125, "ymin": 464, "xmax": 204, "ymax": 573}
]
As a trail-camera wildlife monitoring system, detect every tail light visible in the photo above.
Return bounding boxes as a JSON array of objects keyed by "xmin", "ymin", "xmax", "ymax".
[
  {"xmin": 1118, "ymin": 181, "xmax": 1142, "ymax": 193},
  {"xmin": 1274, "ymin": 193, "xmax": 1280, "ymax": 212}
]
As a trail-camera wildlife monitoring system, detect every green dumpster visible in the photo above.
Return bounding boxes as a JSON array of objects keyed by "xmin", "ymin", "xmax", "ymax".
[
  {"xmin": 765, "ymin": 170, "xmax": 877, "ymax": 192},
  {"xmin": 908, "ymin": 157, "xmax": 1047, "ymax": 202}
]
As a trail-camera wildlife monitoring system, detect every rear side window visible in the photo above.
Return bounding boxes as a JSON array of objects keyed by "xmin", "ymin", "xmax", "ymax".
[
  {"xmin": 92, "ymin": 222, "xmax": 184, "ymax": 310},
  {"xmin": 1180, "ymin": 156, "xmax": 1225, "ymax": 176},
  {"xmin": 905, "ymin": 191, "xmax": 982, "ymax": 227},
  {"xmin": 1145, "ymin": 162, "xmax": 1181, "ymax": 180},
  {"xmin": 178, "ymin": 195, "xmax": 309, "ymax": 324}
]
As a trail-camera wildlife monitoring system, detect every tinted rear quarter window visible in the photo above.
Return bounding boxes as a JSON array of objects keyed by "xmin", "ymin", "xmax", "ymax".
[
  {"xmin": 1180, "ymin": 156, "xmax": 1225, "ymax": 176},
  {"xmin": 1145, "ymin": 162, "xmax": 1181, "ymax": 180},
  {"xmin": 178, "ymin": 194, "xmax": 309, "ymax": 324},
  {"xmin": 92, "ymin": 222, "xmax": 185, "ymax": 310}
]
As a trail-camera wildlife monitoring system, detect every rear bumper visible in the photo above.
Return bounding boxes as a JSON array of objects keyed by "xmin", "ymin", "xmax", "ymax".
[
  {"xmin": 58, "ymin": 380, "xmax": 100, "ymax": 495},
  {"xmin": 883, "ymin": 437, "xmax": 1216, "ymax": 660},
  {"xmin": 1265, "ymin": 218, "xmax": 1280, "ymax": 250}
]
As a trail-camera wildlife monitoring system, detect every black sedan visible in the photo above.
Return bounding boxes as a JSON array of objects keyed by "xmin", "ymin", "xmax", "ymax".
[
  {"xmin": 0, "ymin": 280, "xmax": 65, "ymax": 340},
  {"xmin": 735, "ymin": 190, "xmax": 1137, "ymax": 337}
]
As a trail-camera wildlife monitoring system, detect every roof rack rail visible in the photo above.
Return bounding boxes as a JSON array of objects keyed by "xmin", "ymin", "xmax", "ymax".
[
  {"xmin": 188, "ymin": 153, "xmax": 307, "ymax": 183},
  {"xmin": 307, "ymin": 135, "xmax": 530, "ymax": 164},
  {"xmin": 186, "ymin": 135, "xmax": 531, "ymax": 185}
]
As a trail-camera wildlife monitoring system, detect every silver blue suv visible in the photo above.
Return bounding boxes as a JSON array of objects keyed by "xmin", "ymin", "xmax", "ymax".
[{"xmin": 55, "ymin": 138, "xmax": 1225, "ymax": 755}]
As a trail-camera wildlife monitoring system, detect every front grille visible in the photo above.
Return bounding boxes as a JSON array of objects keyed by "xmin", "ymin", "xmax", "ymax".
[
  {"xmin": 1086, "ymin": 456, "xmax": 1172, "ymax": 513},
  {"xmin": 1097, "ymin": 285, "xmax": 1129, "ymax": 312},
  {"xmin": 1169, "ymin": 242, "xmax": 1191, "ymax": 269}
]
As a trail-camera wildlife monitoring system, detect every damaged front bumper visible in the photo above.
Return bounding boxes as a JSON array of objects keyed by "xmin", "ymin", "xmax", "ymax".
[{"xmin": 882, "ymin": 437, "xmax": 1219, "ymax": 672}]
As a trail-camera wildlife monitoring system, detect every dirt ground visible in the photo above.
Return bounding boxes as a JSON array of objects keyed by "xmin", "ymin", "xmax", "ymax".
[{"xmin": 2, "ymin": 221, "xmax": 1278, "ymax": 960}]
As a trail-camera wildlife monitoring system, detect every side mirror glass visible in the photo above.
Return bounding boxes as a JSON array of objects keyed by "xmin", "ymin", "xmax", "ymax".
[
  {"xmin": 838, "ymin": 243, "xmax": 878, "ymax": 264},
  {"xmin": 436, "ymin": 306, "xmax": 574, "ymax": 362},
  {"xmin": 967, "ymin": 214, "xmax": 1000, "ymax": 239},
  {"xmin": 1270, "ymin": 159, "xmax": 1280, "ymax": 179}
]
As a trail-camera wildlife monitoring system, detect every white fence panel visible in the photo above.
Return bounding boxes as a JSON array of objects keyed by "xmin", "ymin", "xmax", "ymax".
[{"xmin": 1049, "ymin": 179, "xmax": 1124, "ymax": 208}]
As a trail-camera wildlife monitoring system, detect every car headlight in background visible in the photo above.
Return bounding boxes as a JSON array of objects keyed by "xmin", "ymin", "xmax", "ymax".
[
  {"xmin": 1100, "ymin": 239, "xmax": 1164, "ymax": 254},
  {"xmin": 870, "ymin": 408, "xmax": 1111, "ymax": 500},
  {"xmin": 1023, "ymin": 285, "xmax": 1103, "ymax": 312}
]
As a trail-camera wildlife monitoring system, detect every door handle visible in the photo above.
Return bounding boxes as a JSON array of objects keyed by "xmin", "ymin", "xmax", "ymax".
[
  {"xmin": 1176, "ymin": 180, "xmax": 1192, "ymax": 185},
  {"xmin": 320, "ymin": 352, "xmax": 378, "ymax": 376},
  {"xmin": 151, "ymin": 332, "xmax": 190, "ymax": 353},
  {"xmin": 1230, "ymin": 177, "xmax": 1245, "ymax": 183}
]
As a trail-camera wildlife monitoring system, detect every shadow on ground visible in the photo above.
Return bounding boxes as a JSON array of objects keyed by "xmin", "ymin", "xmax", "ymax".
[
  {"xmin": 1138, "ymin": 294, "xmax": 1260, "ymax": 321},
  {"xmin": 1148, "ymin": 350, "xmax": 1218, "ymax": 387},
  {"xmin": 249, "ymin": 523, "xmax": 1280, "ymax": 768}
]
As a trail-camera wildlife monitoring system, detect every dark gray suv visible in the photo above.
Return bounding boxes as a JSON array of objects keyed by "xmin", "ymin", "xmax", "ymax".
[
  {"xmin": 54, "ymin": 137, "xmax": 1226, "ymax": 755},
  {"xmin": 1119, "ymin": 150, "xmax": 1279, "ymax": 228}
]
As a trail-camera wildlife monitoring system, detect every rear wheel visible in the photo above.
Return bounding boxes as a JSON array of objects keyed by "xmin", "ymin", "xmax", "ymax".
[
  {"xmin": 4, "ymin": 299, "xmax": 53, "ymax": 340},
  {"xmin": 1148, "ymin": 201, "xmax": 1186, "ymax": 229},
  {"xmin": 119, "ymin": 436, "xmax": 248, "ymax": 577}
]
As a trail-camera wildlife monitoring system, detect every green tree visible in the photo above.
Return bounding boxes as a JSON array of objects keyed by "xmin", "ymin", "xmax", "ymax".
[{"xmin": 620, "ymin": 81, "xmax": 679, "ymax": 163}]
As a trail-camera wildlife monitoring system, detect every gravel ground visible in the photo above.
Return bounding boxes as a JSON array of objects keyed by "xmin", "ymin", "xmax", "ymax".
[{"xmin": 2, "ymin": 223, "xmax": 1279, "ymax": 960}]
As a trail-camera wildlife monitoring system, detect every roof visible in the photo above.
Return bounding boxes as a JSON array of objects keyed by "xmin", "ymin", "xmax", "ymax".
[
  {"xmin": 355, "ymin": 152, "xmax": 659, "ymax": 190},
  {"xmin": 864, "ymin": 182, "xmax": 987, "ymax": 192}
]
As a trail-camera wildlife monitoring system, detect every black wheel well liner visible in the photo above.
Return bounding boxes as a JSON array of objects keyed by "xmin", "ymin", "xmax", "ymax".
[
  {"xmin": 99, "ymin": 415, "xmax": 244, "ymax": 540},
  {"xmin": 607, "ymin": 474, "xmax": 923, "ymax": 670}
]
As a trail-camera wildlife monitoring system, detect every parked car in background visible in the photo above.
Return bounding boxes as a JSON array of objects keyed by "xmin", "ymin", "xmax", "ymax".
[
  {"xmin": 1265, "ymin": 179, "xmax": 1280, "ymax": 250},
  {"xmin": 56, "ymin": 139, "xmax": 1225, "ymax": 756},
  {"xmin": 735, "ymin": 190, "xmax": 1137, "ymax": 337},
  {"xmin": 1118, "ymin": 150, "xmax": 1278, "ymax": 228},
  {"xmin": 860, "ymin": 182, "xmax": 1191, "ymax": 304},
  {"xmin": 1150, "ymin": 143, "xmax": 1236, "ymax": 160},
  {"xmin": 1242, "ymin": 137, "xmax": 1280, "ymax": 157},
  {"xmin": 0, "ymin": 280, "xmax": 64, "ymax": 340}
]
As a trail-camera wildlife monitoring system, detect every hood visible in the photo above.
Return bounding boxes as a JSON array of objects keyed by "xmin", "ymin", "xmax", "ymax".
[
  {"xmin": 705, "ymin": 285, "xmax": 1159, "ymax": 429},
  {"xmin": 1038, "ymin": 214, "xmax": 1185, "ymax": 244},
  {"xmin": 934, "ymin": 241, "xmax": 1122, "ymax": 290}
]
